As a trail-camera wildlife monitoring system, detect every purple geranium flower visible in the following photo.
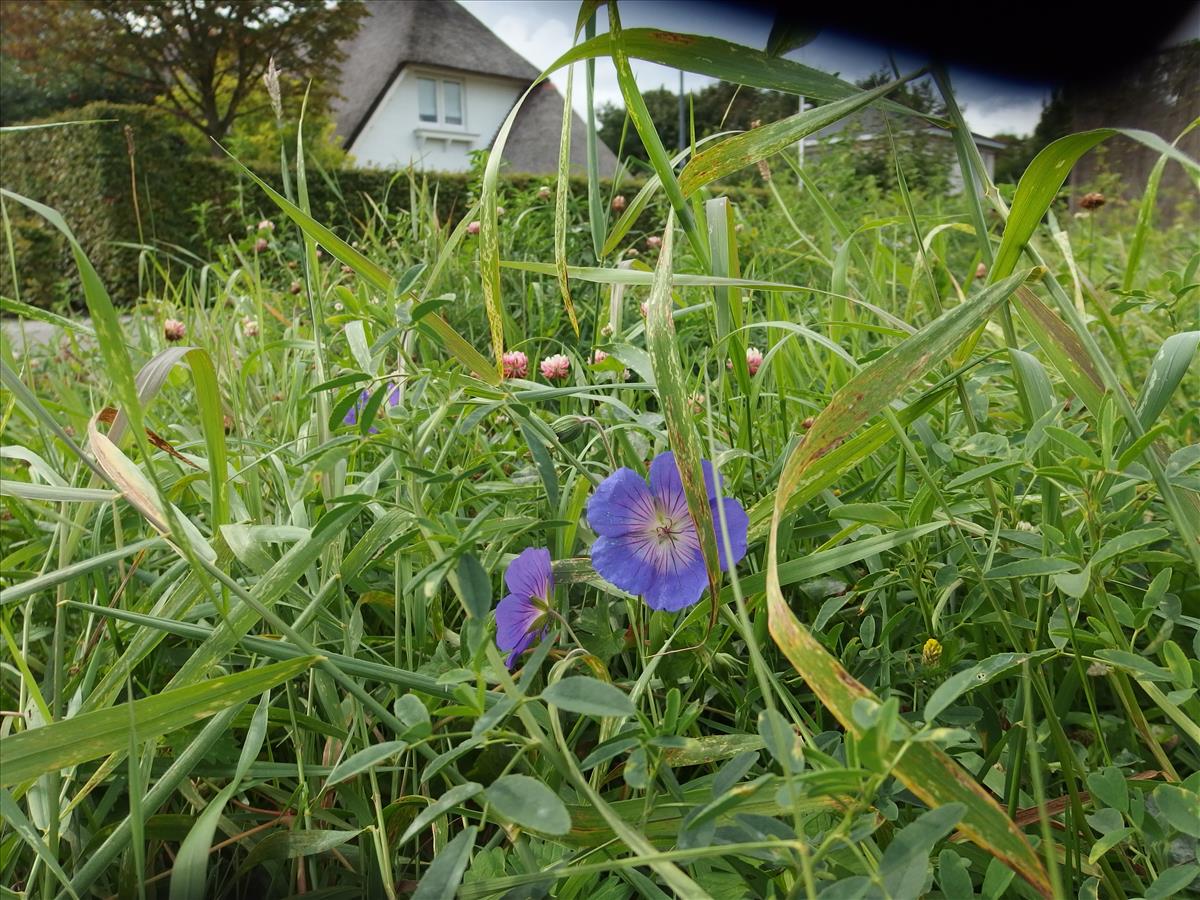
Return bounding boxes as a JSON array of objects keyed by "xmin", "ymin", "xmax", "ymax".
[
  {"xmin": 587, "ymin": 451, "xmax": 748, "ymax": 612},
  {"xmin": 496, "ymin": 547, "xmax": 553, "ymax": 668},
  {"xmin": 343, "ymin": 383, "xmax": 400, "ymax": 433}
]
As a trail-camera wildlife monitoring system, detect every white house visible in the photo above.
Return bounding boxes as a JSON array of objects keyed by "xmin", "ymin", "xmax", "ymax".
[{"xmin": 331, "ymin": 0, "xmax": 618, "ymax": 174}]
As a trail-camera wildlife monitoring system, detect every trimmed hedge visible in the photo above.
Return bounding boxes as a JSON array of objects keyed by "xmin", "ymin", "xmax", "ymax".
[
  {"xmin": 1, "ymin": 102, "xmax": 768, "ymax": 307},
  {"xmin": 1, "ymin": 104, "xmax": 228, "ymax": 306}
]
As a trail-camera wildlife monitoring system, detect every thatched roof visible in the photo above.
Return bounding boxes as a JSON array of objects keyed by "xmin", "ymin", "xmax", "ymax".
[
  {"xmin": 502, "ymin": 81, "xmax": 619, "ymax": 176},
  {"xmin": 331, "ymin": 0, "xmax": 539, "ymax": 146},
  {"xmin": 331, "ymin": 0, "xmax": 619, "ymax": 176}
]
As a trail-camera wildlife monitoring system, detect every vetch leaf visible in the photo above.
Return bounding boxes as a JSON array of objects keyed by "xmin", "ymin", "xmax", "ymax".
[
  {"xmin": 925, "ymin": 653, "xmax": 1038, "ymax": 722},
  {"xmin": 484, "ymin": 774, "xmax": 572, "ymax": 835},
  {"xmin": 542, "ymin": 676, "xmax": 636, "ymax": 718},
  {"xmin": 412, "ymin": 826, "xmax": 477, "ymax": 900},
  {"xmin": 399, "ymin": 783, "xmax": 484, "ymax": 845},
  {"xmin": 880, "ymin": 804, "xmax": 966, "ymax": 900},
  {"xmin": 1152, "ymin": 785, "xmax": 1200, "ymax": 837},
  {"xmin": 1085, "ymin": 767, "xmax": 1129, "ymax": 814},
  {"xmin": 325, "ymin": 741, "xmax": 408, "ymax": 787}
]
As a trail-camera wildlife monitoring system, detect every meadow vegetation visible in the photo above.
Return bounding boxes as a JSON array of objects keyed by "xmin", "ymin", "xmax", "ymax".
[{"xmin": 1, "ymin": 9, "xmax": 1198, "ymax": 899}]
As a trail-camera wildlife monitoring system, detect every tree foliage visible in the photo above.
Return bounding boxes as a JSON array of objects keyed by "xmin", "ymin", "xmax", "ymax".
[{"xmin": 1, "ymin": 1, "xmax": 364, "ymax": 149}]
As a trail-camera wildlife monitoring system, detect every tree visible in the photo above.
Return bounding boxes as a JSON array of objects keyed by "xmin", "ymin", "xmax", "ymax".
[{"xmin": 2, "ymin": 1, "xmax": 364, "ymax": 152}]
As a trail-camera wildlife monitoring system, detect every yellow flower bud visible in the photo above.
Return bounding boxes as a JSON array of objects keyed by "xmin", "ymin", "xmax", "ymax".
[{"xmin": 922, "ymin": 638, "xmax": 943, "ymax": 667}]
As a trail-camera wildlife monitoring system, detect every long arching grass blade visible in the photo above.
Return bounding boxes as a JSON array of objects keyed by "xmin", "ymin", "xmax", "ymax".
[{"xmin": 764, "ymin": 269, "xmax": 1052, "ymax": 897}]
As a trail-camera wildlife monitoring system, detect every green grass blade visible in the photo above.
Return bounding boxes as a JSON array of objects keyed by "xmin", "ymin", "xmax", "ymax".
[
  {"xmin": 644, "ymin": 210, "xmax": 720, "ymax": 604},
  {"xmin": 64, "ymin": 601, "xmax": 468, "ymax": 702},
  {"xmin": 220, "ymin": 153, "xmax": 497, "ymax": 383},
  {"xmin": 0, "ymin": 537, "xmax": 165, "ymax": 607},
  {"xmin": 164, "ymin": 503, "xmax": 361, "ymax": 688},
  {"xmin": 1132, "ymin": 331, "xmax": 1199, "ymax": 432},
  {"xmin": 992, "ymin": 129, "xmax": 1199, "ymax": 282},
  {"xmin": 546, "ymin": 28, "xmax": 934, "ymax": 121},
  {"xmin": 679, "ymin": 74, "xmax": 915, "ymax": 196},
  {"xmin": 0, "ymin": 657, "xmax": 316, "ymax": 787},
  {"xmin": 607, "ymin": 3, "xmax": 707, "ymax": 266},
  {"xmin": 554, "ymin": 63, "xmax": 580, "ymax": 335},
  {"xmin": 64, "ymin": 701, "xmax": 249, "ymax": 895},
  {"xmin": 1122, "ymin": 120, "xmax": 1198, "ymax": 291},
  {"xmin": 168, "ymin": 694, "xmax": 271, "ymax": 900},
  {"xmin": 583, "ymin": 11, "xmax": 607, "ymax": 260},
  {"xmin": 0, "ymin": 789, "xmax": 79, "ymax": 898}
]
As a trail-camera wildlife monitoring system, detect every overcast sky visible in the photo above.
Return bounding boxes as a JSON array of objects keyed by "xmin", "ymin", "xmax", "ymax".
[{"xmin": 459, "ymin": 0, "xmax": 1056, "ymax": 137}]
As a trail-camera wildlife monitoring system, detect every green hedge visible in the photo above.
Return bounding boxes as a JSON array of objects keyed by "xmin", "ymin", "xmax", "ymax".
[
  {"xmin": 1, "ymin": 102, "xmax": 768, "ymax": 308},
  {"xmin": 0, "ymin": 104, "xmax": 227, "ymax": 306}
]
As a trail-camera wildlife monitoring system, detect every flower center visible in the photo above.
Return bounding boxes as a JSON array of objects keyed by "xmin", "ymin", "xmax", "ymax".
[{"xmin": 651, "ymin": 507, "xmax": 688, "ymax": 547}]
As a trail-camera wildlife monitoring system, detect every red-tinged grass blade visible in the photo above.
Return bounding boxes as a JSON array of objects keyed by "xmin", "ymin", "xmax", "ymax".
[
  {"xmin": 679, "ymin": 74, "xmax": 915, "ymax": 196},
  {"xmin": 644, "ymin": 211, "xmax": 721, "ymax": 609},
  {"xmin": 991, "ymin": 128, "xmax": 1200, "ymax": 283},
  {"xmin": 0, "ymin": 657, "xmax": 318, "ymax": 787},
  {"xmin": 554, "ymin": 62, "xmax": 580, "ymax": 335},
  {"xmin": 784, "ymin": 269, "xmax": 1033, "ymax": 481},
  {"xmin": 1012, "ymin": 288, "xmax": 1104, "ymax": 412},
  {"xmin": 112, "ymin": 346, "xmax": 230, "ymax": 531},
  {"xmin": 222, "ymin": 152, "xmax": 498, "ymax": 384},
  {"xmin": 763, "ymin": 267, "xmax": 1052, "ymax": 898}
]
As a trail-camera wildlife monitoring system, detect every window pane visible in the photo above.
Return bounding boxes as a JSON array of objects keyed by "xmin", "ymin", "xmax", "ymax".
[
  {"xmin": 417, "ymin": 78, "xmax": 437, "ymax": 122},
  {"xmin": 443, "ymin": 81, "xmax": 463, "ymax": 125}
]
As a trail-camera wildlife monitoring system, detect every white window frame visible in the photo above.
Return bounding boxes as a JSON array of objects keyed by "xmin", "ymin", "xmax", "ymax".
[{"xmin": 414, "ymin": 72, "xmax": 466, "ymax": 129}]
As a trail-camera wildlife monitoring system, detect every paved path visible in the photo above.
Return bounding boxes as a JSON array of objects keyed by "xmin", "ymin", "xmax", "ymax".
[{"xmin": 2, "ymin": 317, "xmax": 105, "ymax": 354}]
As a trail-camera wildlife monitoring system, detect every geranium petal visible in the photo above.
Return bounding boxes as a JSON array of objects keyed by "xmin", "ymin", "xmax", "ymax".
[
  {"xmin": 649, "ymin": 451, "xmax": 719, "ymax": 509},
  {"xmin": 504, "ymin": 547, "xmax": 553, "ymax": 601},
  {"xmin": 643, "ymin": 552, "xmax": 709, "ymax": 611},
  {"xmin": 505, "ymin": 628, "xmax": 539, "ymax": 669},
  {"xmin": 591, "ymin": 533, "xmax": 659, "ymax": 596},
  {"xmin": 495, "ymin": 592, "xmax": 541, "ymax": 651},
  {"xmin": 586, "ymin": 468, "xmax": 657, "ymax": 537},
  {"xmin": 711, "ymin": 496, "xmax": 749, "ymax": 571}
]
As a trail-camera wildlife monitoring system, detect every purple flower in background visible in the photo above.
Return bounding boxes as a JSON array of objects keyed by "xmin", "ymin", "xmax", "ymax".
[
  {"xmin": 587, "ymin": 451, "xmax": 748, "ymax": 612},
  {"xmin": 496, "ymin": 547, "xmax": 553, "ymax": 668},
  {"xmin": 343, "ymin": 383, "xmax": 400, "ymax": 433}
]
